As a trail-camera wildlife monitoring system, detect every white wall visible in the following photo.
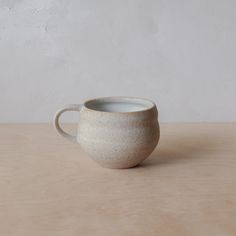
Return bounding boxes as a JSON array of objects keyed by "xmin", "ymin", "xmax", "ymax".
[{"xmin": 0, "ymin": 0, "xmax": 236, "ymax": 122}]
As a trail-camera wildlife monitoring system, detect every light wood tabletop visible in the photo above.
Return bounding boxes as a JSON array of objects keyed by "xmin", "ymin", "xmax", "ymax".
[{"xmin": 0, "ymin": 124, "xmax": 236, "ymax": 236}]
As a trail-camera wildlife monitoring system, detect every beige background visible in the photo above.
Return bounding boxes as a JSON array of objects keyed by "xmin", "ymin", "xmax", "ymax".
[{"xmin": 1, "ymin": 123, "xmax": 236, "ymax": 235}]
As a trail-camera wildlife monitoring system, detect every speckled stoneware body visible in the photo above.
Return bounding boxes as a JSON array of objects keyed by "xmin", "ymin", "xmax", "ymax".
[{"xmin": 54, "ymin": 97, "xmax": 160, "ymax": 169}]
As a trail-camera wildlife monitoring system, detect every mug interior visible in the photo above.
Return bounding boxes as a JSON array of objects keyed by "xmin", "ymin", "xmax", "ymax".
[{"xmin": 84, "ymin": 97, "xmax": 155, "ymax": 113}]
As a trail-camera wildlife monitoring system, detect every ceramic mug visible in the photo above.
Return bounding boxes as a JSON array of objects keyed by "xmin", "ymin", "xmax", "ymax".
[{"xmin": 54, "ymin": 97, "xmax": 160, "ymax": 169}]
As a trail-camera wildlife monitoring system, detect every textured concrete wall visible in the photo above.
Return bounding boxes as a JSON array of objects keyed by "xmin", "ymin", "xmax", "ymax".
[{"xmin": 0, "ymin": 0, "xmax": 236, "ymax": 122}]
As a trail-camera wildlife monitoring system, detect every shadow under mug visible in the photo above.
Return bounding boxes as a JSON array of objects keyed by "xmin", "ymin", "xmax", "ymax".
[{"xmin": 54, "ymin": 97, "xmax": 160, "ymax": 169}]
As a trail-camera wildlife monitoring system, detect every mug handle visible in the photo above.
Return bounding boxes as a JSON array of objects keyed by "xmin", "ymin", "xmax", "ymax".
[{"xmin": 53, "ymin": 104, "xmax": 82, "ymax": 143}]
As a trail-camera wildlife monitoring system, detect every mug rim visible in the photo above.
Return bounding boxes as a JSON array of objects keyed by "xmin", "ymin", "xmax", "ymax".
[{"xmin": 83, "ymin": 96, "xmax": 157, "ymax": 114}]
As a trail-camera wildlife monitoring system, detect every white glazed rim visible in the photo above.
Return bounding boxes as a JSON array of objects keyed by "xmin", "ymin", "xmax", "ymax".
[{"xmin": 84, "ymin": 96, "xmax": 156, "ymax": 114}]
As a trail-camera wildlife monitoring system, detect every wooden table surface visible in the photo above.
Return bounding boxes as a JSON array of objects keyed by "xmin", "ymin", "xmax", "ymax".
[{"xmin": 0, "ymin": 124, "xmax": 236, "ymax": 236}]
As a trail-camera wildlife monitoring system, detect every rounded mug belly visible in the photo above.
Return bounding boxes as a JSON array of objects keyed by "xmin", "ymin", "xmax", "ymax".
[{"xmin": 78, "ymin": 109, "xmax": 160, "ymax": 168}]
